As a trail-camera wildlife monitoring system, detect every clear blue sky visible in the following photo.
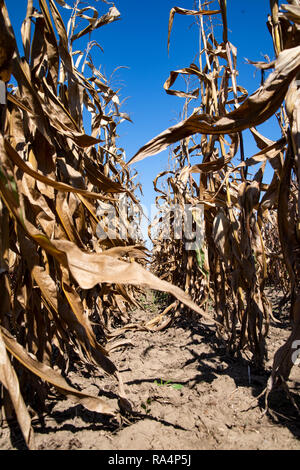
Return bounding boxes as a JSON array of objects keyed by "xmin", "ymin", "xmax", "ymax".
[{"xmin": 7, "ymin": 0, "xmax": 280, "ymax": 214}]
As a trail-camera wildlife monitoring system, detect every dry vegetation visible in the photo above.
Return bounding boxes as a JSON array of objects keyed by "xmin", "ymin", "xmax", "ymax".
[
  {"xmin": 139, "ymin": 0, "xmax": 300, "ymax": 406},
  {"xmin": 0, "ymin": 0, "xmax": 300, "ymax": 450}
]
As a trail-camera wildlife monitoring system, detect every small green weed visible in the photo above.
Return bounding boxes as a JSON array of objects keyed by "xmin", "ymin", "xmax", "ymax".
[
  {"xmin": 141, "ymin": 397, "xmax": 152, "ymax": 414},
  {"xmin": 154, "ymin": 379, "xmax": 183, "ymax": 390}
]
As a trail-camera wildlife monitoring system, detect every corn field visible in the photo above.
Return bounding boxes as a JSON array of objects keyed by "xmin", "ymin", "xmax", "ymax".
[{"xmin": 0, "ymin": 0, "xmax": 300, "ymax": 450}]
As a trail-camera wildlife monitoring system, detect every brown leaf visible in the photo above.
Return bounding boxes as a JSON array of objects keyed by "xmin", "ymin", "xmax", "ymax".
[
  {"xmin": 51, "ymin": 239, "xmax": 223, "ymax": 327},
  {"xmin": 1, "ymin": 327, "xmax": 116, "ymax": 416},
  {"xmin": 3, "ymin": 138, "xmax": 118, "ymax": 201},
  {"xmin": 0, "ymin": 330, "xmax": 35, "ymax": 449},
  {"xmin": 0, "ymin": 0, "xmax": 16, "ymax": 82},
  {"xmin": 167, "ymin": 6, "xmax": 221, "ymax": 54},
  {"xmin": 71, "ymin": 6, "xmax": 120, "ymax": 43}
]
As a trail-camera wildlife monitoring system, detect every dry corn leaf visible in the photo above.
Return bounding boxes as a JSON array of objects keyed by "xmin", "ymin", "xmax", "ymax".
[
  {"xmin": 51, "ymin": 239, "xmax": 222, "ymax": 326},
  {"xmin": 167, "ymin": 6, "xmax": 221, "ymax": 54},
  {"xmin": 1, "ymin": 327, "xmax": 116, "ymax": 416},
  {"xmin": 0, "ymin": 330, "xmax": 34, "ymax": 449}
]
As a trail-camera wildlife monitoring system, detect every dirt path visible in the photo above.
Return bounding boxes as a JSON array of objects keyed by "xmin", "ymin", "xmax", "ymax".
[{"xmin": 1, "ymin": 288, "xmax": 300, "ymax": 450}]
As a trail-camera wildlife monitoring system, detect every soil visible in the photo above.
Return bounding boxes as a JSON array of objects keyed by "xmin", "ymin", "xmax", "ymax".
[{"xmin": 0, "ymin": 287, "xmax": 300, "ymax": 451}]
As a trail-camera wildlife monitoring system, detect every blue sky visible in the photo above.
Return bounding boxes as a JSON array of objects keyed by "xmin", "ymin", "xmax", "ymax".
[{"xmin": 7, "ymin": 0, "xmax": 280, "ymax": 214}]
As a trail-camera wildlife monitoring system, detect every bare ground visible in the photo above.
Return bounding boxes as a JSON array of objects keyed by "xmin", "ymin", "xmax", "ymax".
[{"xmin": 1, "ymin": 287, "xmax": 300, "ymax": 450}]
